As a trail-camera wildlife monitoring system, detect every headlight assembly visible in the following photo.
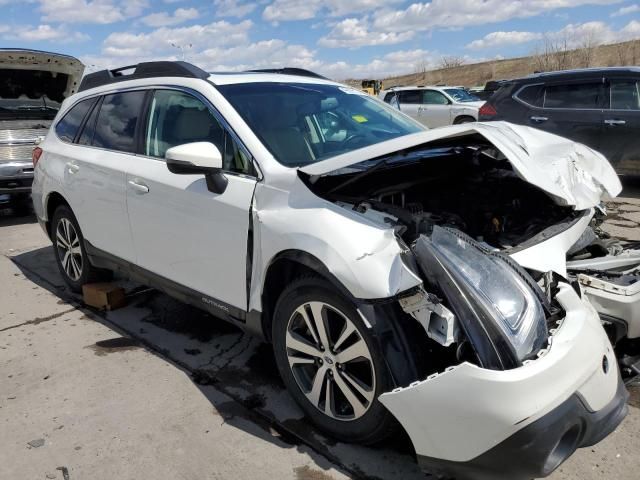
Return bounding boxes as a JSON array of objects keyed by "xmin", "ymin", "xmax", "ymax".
[{"xmin": 413, "ymin": 226, "xmax": 548, "ymax": 369}]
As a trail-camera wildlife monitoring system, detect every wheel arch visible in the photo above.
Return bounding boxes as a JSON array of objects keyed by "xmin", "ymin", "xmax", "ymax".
[
  {"xmin": 44, "ymin": 191, "xmax": 71, "ymax": 240},
  {"xmin": 260, "ymin": 249, "xmax": 356, "ymax": 341},
  {"xmin": 453, "ymin": 114, "xmax": 476, "ymax": 124}
]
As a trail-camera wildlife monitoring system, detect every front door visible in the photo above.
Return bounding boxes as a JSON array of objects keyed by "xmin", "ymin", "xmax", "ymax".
[
  {"xmin": 397, "ymin": 90, "xmax": 423, "ymax": 125},
  {"xmin": 601, "ymin": 78, "xmax": 640, "ymax": 175},
  {"xmin": 125, "ymin": 88, "xmax": 257, "ymax": 311},
  {"xmin": 419, "ymin": 90, "xmax": 452, "ymax": 127}
]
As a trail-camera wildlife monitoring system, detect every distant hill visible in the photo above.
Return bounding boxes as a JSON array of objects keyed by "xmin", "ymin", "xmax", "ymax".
[{"xmin": 345, "ymin": 39, "xmax": 640, "ymax": 89}]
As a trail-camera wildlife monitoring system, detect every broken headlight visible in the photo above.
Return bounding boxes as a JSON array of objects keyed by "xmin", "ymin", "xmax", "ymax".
[{"xmin": 430, "ymin": 227, "xmax": 548, "ymax": 361}]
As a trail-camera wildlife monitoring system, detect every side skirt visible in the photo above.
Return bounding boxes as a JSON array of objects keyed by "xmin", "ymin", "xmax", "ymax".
[{"xmin": 84, "ymin": 241, "xmax": 265, "ymax": 339}]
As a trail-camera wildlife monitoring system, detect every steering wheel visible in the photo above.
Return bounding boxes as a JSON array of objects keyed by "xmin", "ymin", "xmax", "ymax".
[{"xmin": 342, "ymin": 134, "xmax": 367, "ymax": 148}]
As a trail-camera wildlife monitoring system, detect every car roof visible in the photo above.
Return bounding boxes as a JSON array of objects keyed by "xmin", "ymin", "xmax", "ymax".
[
  {"xmin": 382, "ymin": 85, "xmax": 456, "ymax": 92},
  {"xmin": 208, "ymin": 71, "xmax": 339, "ymax": 86},
  {"xmin": 515, "ymin": 66, "xmax": 640, "ymax": 83}
]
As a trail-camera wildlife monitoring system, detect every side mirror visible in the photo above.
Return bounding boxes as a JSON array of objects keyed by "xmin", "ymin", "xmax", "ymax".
[{"xmin": 165, "ymin": 142, "xmax": 227, "ymax": 194}]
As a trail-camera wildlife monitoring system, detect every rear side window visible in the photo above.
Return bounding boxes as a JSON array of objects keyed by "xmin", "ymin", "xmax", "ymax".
[
  {"xmin": 78, "ymin": 98, "xmax": 101, "ymax": 146},
  {"xmin": 55, "ymin": 97, "xmax": 96, "ymax": 143},
  {"xmin": 92, "ymin": 91, "xmax": 146, "ymax": 153},
  {"xmin": 399, "ymin": 90, "xmax": 422, "ymax": 104},
  {"xmin": 543, "ymin": 82, "xmax": 602, "ymax": 109},
  {"xmin": 515, "ymin": 84, "xmax": 544, "ymax": 107},
  {"xmin": 610, "ymin": 80, "xmax": 640, "ymax": 110}
]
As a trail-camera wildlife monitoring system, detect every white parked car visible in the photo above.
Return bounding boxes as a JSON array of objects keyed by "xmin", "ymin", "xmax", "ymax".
[
  {"xmin": 379, "ymin": 85, "xmax": 484, "ymax": 127},
  {"xmin": 33, "ymin": 61, "xmax": 634, "ymax": 480}
]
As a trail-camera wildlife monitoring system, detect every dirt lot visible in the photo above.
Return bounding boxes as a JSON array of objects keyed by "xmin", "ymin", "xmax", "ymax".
[{"xmin": 1, "ymin": 181, "xmax": 639, "ymax": 480}]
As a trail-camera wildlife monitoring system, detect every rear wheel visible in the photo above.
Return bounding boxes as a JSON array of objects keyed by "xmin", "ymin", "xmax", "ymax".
[
  {"xmin": 51, "ymin": 205, "xmax": 110, "ymax": 292},
  {"xmin": 272, "ymin": 276, "xmax": 397, "ymax": 444},
  {"xmin": 454, "ymin": 115, "xmax": 475, "ymax": 124}
]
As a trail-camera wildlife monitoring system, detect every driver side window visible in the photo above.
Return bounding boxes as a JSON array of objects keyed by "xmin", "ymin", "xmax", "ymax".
[{"xmin": 145, "ymin": 89, "xmax": 252, "ymax": 175}]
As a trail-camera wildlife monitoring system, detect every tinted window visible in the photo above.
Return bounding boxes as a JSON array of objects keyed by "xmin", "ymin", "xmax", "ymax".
[
  {"xmin": 543, "ymin": 82, "xmax": 602, "ymax": 109},
  {"xmin": 516, "ymin": 84, "xmax": 544, "ymax": 107},
  {"xmin": 383, "ymin": 92, "xmax": 396, "ymax": 103},
  {"xmin": 610, "ymin": 80, "xmax": 640, "ymax": 110},
  {"xmin": 93, "ymin": 91, "xmax": 145, "ymax": 153},
  {"xmin": 423, "ymin": 90, "xmax": 449, "ymax": 105},
  {"xmin": 399, "ymin": 90, "xmax": 422, "ymax": 104},
  {"xmin": 55, "ymin": 97, "xmax": 96, "ymax": 143},
  {"xmin": 77, "ymin": 98, "xmax": 101, "ymax": 146},
  {"xmin": 145, "ymin": 89, "xmax": 251, "ymax": 174}
]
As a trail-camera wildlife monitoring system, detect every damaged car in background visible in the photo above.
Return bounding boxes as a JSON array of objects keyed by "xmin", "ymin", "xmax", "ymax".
[
  {"xmin": 33, "ymin": 67, "xmax": 633, "ymax": 480},
  {"xmin": 0, "ymin": 49, "xmax": 83, "ymax": 213}
]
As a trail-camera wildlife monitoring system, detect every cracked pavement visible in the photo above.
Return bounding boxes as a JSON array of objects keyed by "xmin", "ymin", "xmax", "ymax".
[{"xmin": 1, "ymin": 180, "xmax": 639, "ymax": 480}]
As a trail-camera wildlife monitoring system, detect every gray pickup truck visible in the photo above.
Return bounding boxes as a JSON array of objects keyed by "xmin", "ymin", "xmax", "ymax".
[{"xmin": 0, "ymin": 49, "xmax": 83, "ymax": 214}]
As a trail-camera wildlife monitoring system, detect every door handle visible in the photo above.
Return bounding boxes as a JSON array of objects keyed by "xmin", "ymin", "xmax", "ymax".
[
  {"xmin": 530, "ymin": 116, "xmax": 548, "ymax": 123},
  {"xmin": 604, "ymin": 119, "xmax": 626, "ymax": 126},
  {"xmin": 66, "ymin": 162, "xmax": 79, "ymax": 174},
  {"xmin": 128, "ymin": 180, "xmax": 149, "ymax": 194}
]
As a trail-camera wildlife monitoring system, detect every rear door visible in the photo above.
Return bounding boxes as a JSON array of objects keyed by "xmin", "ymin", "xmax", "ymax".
[
  {"xmin": 61, "ymin": 91, "xmax": 143, "ymax": 261},
  {"xmin": 524, "ymin": 79, "xmax": 605, "ymax": 152},
  {"xmin": 601, "ymin": 77, "xmax": 640, "ymax": 175},
  {"xmin": 397, "ymin": 90, "xmax": 423, "ymax": 124},
  {"xmin": 125, "ymin": 88, "xmax": 257, "ymax": 311},
  {"xmin": 419, "ymin": 89, "xmax": 452, "ymax": 127}
]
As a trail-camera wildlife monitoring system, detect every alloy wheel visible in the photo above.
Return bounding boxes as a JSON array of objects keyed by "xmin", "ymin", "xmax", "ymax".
[
  {"xmin": 285, "ymin": 301, "xmax": 376, "ymax": 421},
  {"xmin": 55, "ymin": 217, "xmax": 83, "ymax": 282}
]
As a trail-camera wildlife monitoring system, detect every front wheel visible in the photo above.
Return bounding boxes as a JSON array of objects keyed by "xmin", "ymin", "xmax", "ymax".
[
  {"xmin": 272, "ymin": 276, "xmax": 397, "ymax": 444},
  {"xmin": 51, "ymin": 205, "xmax": 110, "ymax": 292}
]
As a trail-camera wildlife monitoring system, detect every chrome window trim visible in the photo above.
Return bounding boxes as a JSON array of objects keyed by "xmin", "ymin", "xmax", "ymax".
[
  {"xmin": 512, "ymin": 81, "xmax": 606, "ymax": 112},
  {"xmin": 53, "ymin": 84, "xmax": 262, "ymax": 180}
]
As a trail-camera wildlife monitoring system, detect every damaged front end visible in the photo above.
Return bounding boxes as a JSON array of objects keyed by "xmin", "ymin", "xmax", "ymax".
[{"xmin": 297, "ymin": 122, "xmax": 631, "ymax": 479}]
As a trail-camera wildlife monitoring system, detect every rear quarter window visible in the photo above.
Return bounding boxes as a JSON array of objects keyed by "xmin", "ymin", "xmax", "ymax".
[
  {"xmin": 514, "ymin": 84, "xmax": 544, "ymax": 107},
  {"xmin": 55, "ymin": 97, "xmax": 97, "ymax": 143}
]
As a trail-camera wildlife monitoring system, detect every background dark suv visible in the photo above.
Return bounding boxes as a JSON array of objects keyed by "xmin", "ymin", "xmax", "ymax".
[{"xmin": 479, "ymin": 67, "xmax": 640, "ymax": 176}]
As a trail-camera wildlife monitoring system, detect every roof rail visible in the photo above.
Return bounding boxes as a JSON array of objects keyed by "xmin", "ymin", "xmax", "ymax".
[
  {"xmin": 246, "ymin": 67, "xmax": 327, "ymax": 79},
  {"xmin": 78, "ymin": 61, "xmax": 209, "ymax": 92}
]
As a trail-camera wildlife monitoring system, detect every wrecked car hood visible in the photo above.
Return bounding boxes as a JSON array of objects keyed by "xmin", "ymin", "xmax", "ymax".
[
  {"xmin": 300, "ymin": 121, "xmax": 622, "ymax": 210},
  {"xmin": 0, "ymin": 49, "xmax": 85, "ymax": 103}
]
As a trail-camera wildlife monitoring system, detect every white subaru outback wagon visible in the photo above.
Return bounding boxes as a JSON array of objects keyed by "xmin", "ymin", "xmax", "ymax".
[{"xmin": 33, "ymin": 61, "xmax": 631, "ymax": 480}]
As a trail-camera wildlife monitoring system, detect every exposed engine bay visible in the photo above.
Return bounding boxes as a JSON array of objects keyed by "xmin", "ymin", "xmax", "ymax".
[{"xmin": 306, "ymin": 137, "xmax": 576, "ymax": 250}]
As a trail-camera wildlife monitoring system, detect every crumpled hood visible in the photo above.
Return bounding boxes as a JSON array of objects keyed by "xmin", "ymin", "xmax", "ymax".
[{"xmin": 300, "ymin": 121, "xmax": 622, "ymax": 210}]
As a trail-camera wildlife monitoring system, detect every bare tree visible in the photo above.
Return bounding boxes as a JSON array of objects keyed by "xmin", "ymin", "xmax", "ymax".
[
  {"xmin": 574, "ymin": 29, "xmax": 600, "ymax": 68},
  {"xmin": 532, "ymin": 34, "xmax": 573, "ymax": 72},
  {"xmin": 439, "ymin": 56, "xmax": 466, "ymax": 69}
]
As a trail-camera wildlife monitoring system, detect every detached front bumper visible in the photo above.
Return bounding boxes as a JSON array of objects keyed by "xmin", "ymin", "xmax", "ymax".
[{"xmin": 379, "ymin": 284, "xmax": 627, "ymax": 480}]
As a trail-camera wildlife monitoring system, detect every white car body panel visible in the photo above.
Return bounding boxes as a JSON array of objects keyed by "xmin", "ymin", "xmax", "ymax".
[
  {"xmin": 380, "ymin": 284, "xmax": 618, "ymax": 462},
  {"xmin": 125, "ymin": 156, "xmax": 257, "ymax": 310}
]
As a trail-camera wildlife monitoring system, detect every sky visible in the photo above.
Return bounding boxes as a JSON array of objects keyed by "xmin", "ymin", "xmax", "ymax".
[{"xmin": 0, "ymin": 0, "xmax": 639, "ymax": 79}]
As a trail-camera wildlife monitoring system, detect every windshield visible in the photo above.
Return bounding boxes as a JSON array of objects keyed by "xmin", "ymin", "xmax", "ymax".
[
  {"xmin": 217, "ymin": 82, "xmax": 424, "ymax": 167},
  {"xmin": 444, "ymin": 88, "xmax": 480, "ymax": 103}
]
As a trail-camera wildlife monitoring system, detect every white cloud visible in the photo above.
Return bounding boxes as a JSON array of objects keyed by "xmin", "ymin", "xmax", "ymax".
[
  {"xmin": 373, "ymin": 1, "xmax": 622, "ymax": 33},
  {"xmin": 141, "ymin": 7, "xmax": 199, "ymax": 27},
  {"xmin": 551, "ymin": 20, "xmax": 640, "ymax": 46},
  {"xmin": 611, "ymin": 4, "xmax": 640, "ymax": 16},
  {"xmin": 214, "ymin": 0, "xmax": 257, "ymax": 17},
  {"xmin": 319, "ymin": 17, "xmax": 414, "ymax": 48},
  {"xmin": 39, "ymin": 0, "xmax": 148, "ymax": 24},
  {"xmin": 1, "ymin": 24, "xmax": 89, "ymax": 42},
  {"xmin": 466, "ymin": 31, "xmax": 543, "ymax": 50},
  {"xmin": 263, "ymin": 0, "xmax": 400, "ymax": 22}
]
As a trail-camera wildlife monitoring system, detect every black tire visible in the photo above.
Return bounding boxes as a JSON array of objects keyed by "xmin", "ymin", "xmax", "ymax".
[
  {"xmin": 272, "ymin": 276, "xmax": 397, "ymax": 445},
  {"xmin": 51, "ymin": 205, "xmax": 111, "ymax": 292},
  {"xmin": 454, "ymin": 115, "xmax": 475, "ymax": 124}
]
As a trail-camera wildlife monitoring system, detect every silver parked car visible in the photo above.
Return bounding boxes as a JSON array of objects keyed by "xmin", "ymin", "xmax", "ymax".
[
  {"xmin": 0, "ymin": 49, "xmax": 83, "ymax": 213},
  {"xmin": 380, "ymin": 85, "xmax": 483, "ymax": 128}
]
